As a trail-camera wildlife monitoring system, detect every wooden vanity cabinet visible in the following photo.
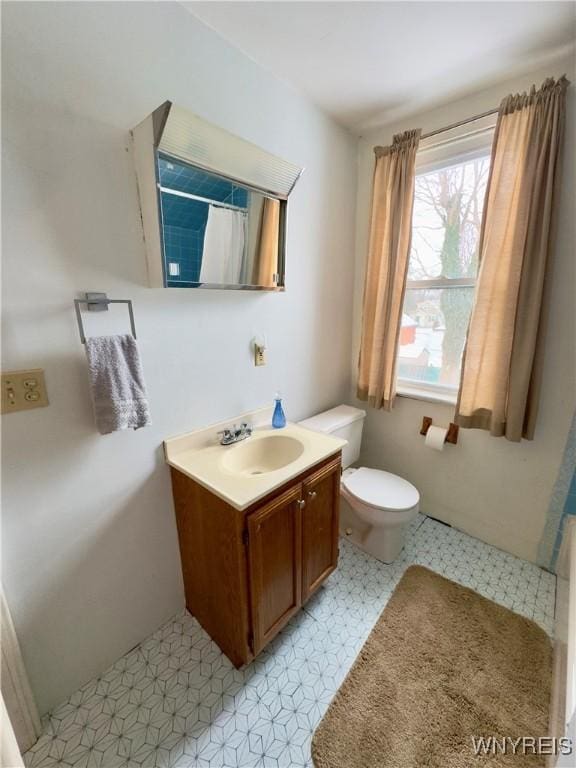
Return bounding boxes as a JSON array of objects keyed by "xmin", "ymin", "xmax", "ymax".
[
  {"xmin": 246, "ymin": 484, "xmax": 303, "ymax": 655},
  {"xmin": 170, "ymin": 453, "xmax": 341, "ymax": 666},
  {"xmin": 300, "ymin": 460, "xmax": 342, "ymax": 603}
]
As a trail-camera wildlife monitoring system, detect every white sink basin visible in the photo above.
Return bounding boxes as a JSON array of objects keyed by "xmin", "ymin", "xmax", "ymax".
[
  {"xmin": 165, "ymin": 416, "xmax": 347, "ymax": 510},
  {"xmin": 221, "ymin": 434, "xmax": 305, "ymax": 477}
]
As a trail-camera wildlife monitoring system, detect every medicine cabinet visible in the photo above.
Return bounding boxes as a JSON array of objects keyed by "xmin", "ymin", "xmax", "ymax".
[{"xmin": 131, "ymin": 102, "xmax": 303, "ymax": 290}]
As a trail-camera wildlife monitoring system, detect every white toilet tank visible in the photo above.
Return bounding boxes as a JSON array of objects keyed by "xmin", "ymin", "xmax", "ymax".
[{"xmin": 299, "ymin": 404, "xmax": 366, "ymax": 469}]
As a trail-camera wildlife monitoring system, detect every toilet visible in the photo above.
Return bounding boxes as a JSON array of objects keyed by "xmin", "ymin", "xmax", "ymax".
[{"xmin": 299, "ymin": 404, "xmax": 420, "ymax": 563}]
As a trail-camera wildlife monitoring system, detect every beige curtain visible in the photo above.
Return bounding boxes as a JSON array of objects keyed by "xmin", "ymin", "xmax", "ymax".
[
  {"xmin": 357, "ymin": 129, "xmax": 421, "ymax": 409},
  {"xmin": 456, "ymin": 77, "xmax": 568, "ymax": 441},
  {"xmin": 253, "ymin": 198, "xmax": 280, "ymax": 287}
]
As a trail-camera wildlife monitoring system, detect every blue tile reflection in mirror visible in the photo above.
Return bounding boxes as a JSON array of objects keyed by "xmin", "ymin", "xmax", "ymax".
[{"xmin": 157, "ymin": 155, "xmax": 262, "ymax": 288}]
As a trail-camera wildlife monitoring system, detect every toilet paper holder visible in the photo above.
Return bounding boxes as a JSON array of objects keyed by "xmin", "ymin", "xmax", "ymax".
[{"xmin": 420, "ymin": 417, "xmax": 459, "ymax": 445}]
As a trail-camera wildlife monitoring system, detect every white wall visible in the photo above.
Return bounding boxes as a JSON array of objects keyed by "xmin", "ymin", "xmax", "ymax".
[
  {"xmin": 1, "ymin": 2, "xmax": 357, "ymax": 714},
  {"xmin": 351, "ymin": 58, "xmax": 576, "ymax": 565}
]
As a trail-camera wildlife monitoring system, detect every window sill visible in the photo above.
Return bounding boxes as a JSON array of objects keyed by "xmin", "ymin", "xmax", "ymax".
[{"xmin": 396, "ymin": 385, "xmax": 457, "ymax": 406}]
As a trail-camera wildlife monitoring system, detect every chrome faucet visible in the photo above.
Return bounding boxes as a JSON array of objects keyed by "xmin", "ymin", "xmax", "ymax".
[{"xmin": 218, "ymin": 422, "xmax": 253, "ymax": 446}]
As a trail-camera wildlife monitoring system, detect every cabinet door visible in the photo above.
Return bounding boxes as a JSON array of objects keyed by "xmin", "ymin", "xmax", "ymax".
[
  {"xmin": 301, "ymin": 457, "xmax": 341, "ymax": 603},
  {"xmin": 247, "ymin": 485, "xmax": 302, "ymax": 655}
]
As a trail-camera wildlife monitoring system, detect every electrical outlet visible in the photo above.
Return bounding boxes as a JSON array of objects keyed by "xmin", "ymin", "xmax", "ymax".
[
  {"xmin": 1, "ymin": 369, "xmax": 49, "ymax": 414},
  {"xmin": 254, "ymin": 345, "xmax": 266, "ymax": 366}
]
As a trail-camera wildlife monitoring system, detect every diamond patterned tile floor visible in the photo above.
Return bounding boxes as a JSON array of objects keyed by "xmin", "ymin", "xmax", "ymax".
[{"xmin": 25, "ymin": 516, "xmax": 556, "ymax": 768}]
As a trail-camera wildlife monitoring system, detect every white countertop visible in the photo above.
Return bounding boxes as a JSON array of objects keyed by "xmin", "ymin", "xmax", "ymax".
[{"xmin": 164, "ymin": 413, "xmax": 346, "ymax": 511}]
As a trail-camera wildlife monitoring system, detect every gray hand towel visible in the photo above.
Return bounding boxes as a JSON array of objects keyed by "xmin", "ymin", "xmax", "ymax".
[{"xmin": 84, "ymin": 334, "xmax": 151, "ymax": 435}]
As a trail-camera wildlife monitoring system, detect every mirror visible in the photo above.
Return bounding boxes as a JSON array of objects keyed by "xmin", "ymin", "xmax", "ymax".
[
  {"xmin": 132, "ymin": 102, "xmax": 302, "ymax": 291},
  {"xmin": 158, "ymin": 155, "xmax": 285, "ymax": 290}
]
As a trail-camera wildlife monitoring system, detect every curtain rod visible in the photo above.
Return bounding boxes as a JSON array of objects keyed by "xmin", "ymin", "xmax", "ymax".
[{"xmin": 420, "ymin": 107, "xmax": 499, "ymax": 141}]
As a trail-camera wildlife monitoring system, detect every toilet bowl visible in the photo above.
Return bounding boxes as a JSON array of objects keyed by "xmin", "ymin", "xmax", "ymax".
[
  {"xmin": 341, "ymin": 467, "xmax": 419, "ymax": 563},
  {"xmin": 299, "ymin": 404, "xmax": 420, "ymax": 563}
]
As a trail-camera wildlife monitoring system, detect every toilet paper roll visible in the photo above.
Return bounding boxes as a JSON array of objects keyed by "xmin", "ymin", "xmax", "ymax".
[{"xmin": 425, "ymin": 425, "xmax": 448, "ymax": 451}]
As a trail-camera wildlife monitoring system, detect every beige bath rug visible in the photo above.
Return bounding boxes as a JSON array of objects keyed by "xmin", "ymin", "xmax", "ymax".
[{"xmin": 312, "ymin": 565, "xmax": 552, "ymax": 768}]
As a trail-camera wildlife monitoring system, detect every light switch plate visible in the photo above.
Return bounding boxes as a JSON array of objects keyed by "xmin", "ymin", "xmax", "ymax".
[
  {"xmin": 254, "ymin": 345, "xmax": 266, "ymax": 366},
  {"xmin": 1, "ymin": 369, "xmax": 49, "ymax": 414}
]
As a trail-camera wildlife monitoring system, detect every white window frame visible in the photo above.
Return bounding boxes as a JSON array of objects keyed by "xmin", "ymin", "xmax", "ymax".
[{"xmin": 396, "ymin": 115, "xmax": 496, "ymax": 405}]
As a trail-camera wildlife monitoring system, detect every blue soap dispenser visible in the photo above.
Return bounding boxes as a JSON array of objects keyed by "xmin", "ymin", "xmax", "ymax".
[{"xmin": 272, "ymin": 392, "xmax": 286, "ymax": 429}]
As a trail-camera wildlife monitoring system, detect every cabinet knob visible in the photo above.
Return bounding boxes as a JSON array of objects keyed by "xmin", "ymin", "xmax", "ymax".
[
  {"xmin": 298, "ymin": 500, "xmax": 306, "ymax": 509},
  {"xmin": 307, "ymin": 491, "xmax": 317, "ymax": 500}
]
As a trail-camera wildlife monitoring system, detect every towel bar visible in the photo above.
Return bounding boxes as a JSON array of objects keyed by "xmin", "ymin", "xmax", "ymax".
[{"xmin": 74, "ymin": 292, "xmax": 137, "ymax": 344}]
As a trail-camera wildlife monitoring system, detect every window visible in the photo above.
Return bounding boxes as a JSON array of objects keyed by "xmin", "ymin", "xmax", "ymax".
[{"xmin": 397, "ymin": 129, "xmax": 493, "ymax": 402}]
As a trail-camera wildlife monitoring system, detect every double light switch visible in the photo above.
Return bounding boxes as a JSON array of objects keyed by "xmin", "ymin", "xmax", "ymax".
[{"xmin": 1, "ymin": 369, "xmax": 49, "ymax": 414}]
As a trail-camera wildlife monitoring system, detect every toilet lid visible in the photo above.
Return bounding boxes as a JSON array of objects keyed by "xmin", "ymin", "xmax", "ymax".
[{"xmin": 342, "ymin": 467, "xmax": 419, "ymax": 512}]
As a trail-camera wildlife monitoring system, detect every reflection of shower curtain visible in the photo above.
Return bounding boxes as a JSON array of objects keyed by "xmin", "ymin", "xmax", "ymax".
[
  {"xmin": 253, "ymin": 198, "xmax": 280, "ymax": 287},
  {"xmin": 199, "ymin": 206, "xmax": 245, "ymax": 284}
]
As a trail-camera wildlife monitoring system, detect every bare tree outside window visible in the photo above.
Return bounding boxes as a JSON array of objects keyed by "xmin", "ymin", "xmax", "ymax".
[{"xmin": 397, "ymin": 154, "xmax": 490, "ymax": 392}]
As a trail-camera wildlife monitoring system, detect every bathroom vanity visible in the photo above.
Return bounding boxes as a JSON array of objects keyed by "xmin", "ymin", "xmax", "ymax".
[{"xmin": 165, "ymin": 415, "xmax": 345, "ymax": 666}]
